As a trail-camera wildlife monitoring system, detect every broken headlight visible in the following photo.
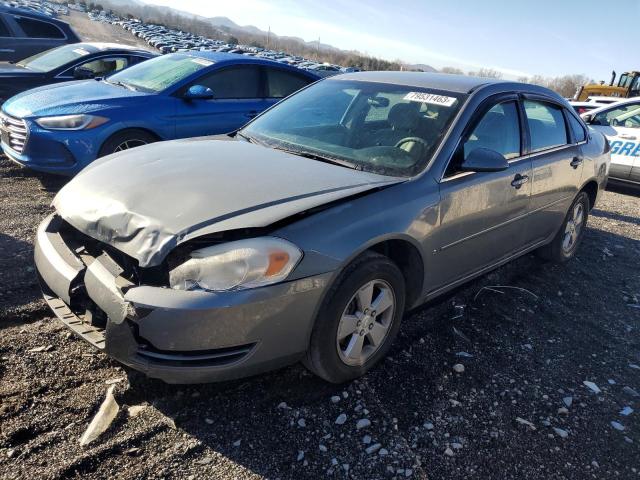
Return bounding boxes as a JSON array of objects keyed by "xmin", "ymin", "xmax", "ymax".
[{"xmin": 169, "ymin": 237, "xmax": 302, "ymax": 292}]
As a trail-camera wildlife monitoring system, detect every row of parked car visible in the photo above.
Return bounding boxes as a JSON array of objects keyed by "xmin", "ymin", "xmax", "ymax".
[{"xmin": 89, "ymin": 10, "xmax": 355, "ymax": 77}]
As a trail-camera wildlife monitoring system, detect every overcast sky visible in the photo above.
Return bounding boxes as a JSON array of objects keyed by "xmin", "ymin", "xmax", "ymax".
[{"xmin": 146, "ymin": 0, "xmax": 638, "ymax": 80}]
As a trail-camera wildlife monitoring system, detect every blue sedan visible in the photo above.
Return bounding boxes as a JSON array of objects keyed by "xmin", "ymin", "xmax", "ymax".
[{"xmin": 0, "ymin": 52, "xmax": 320, "ymax": 175}]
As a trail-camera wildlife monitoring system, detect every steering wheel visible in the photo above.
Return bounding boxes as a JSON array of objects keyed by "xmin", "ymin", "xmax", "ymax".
[{"xmin": 394, "ymin": 137, "xmax": 429, "ymax": 153}]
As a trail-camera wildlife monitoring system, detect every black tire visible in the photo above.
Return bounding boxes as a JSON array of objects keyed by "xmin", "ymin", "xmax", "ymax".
[
  {"xmin": 303, "ymin": 251, "xmax": 406, "ymax": 383},
  {"xmin": 98, "ymin": 129, "xmax": 157, "ymax": 157},
  {"xmin": 536, "ymin": 191, "xmax": 590, "ymax": 263}
]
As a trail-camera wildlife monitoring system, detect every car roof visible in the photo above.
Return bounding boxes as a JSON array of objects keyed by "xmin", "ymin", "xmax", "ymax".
[
  {"xmin": 0, "ymin": 4, "xmax": 70, "ymax": 25},
  {"xmin": 73, "ymin": 42, "xmax": 156, "ymax": 55},
  {"xmin": 584, "ymin": 96, "xmax": 640, "ymax": 115},
  {"xmin": 330, "ymin": 71, "xmax": 503, "ymax": 94},
  {"xmin": 178, "ymin": 51, "xmax": 319, "ymax": 77}
]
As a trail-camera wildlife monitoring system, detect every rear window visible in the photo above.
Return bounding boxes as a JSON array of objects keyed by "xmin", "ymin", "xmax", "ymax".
[
  {"xmin": 14, "ymin": 16, "xmax": 65, "ymax": 39},
  {"xmin": 524, "ymin": 100, "xmax": 568, "ymax": 152}
]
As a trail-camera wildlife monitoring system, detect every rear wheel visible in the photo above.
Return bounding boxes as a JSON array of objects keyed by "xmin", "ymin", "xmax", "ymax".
[
  {"xmin": 537, "ymin": 191, "xmax": 589, "ymax": 262},
  {"xmin": 304, "ymin": 251, "xmax": 405, "ymax": 383},
  {"xmin": 98, "ymin": 129, "xmax": 157, "ymax": 157}
]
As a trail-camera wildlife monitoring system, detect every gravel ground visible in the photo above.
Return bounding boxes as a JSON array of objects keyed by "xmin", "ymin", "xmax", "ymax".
[
  {"xmin": 0, "ymin": 155, "xmax": 639, "ymax": 480},
  {"xmin": 65, "ymin": 11, "xmax": 153, "ymax": 50}
]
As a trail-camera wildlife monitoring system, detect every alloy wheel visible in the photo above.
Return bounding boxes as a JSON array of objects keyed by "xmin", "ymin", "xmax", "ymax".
[
  {"xmin": 562, "ymin": 202, "xmax": 585, "ymax": 253},
  {"xmin": 336, "ymin": 279, "xmax": 395, "ymax": 366},
  {"xmin": 114, "ymin": 139, "xmax": 148, "ymax": 152}
]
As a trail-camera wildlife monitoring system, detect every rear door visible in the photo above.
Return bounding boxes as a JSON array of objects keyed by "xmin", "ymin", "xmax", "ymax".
[
  {"xmin": 523, "ymin": 99, "xmax": 584, "ymax": 244},
  {"xmin": 429, "ymin": 96, "xmax": 532, "ymax": 290},
  {"xmin": 588, "ymin": 101, "xmax": 640, "ymax": 182},
  {"xmin": 174, "ymin": 65, "xmax": 268, "ymax": 137}
]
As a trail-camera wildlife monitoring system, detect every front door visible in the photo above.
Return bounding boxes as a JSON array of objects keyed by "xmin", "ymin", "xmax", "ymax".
[
  {"xmin": 429, "ymin": 99, "xmax": 532, "ymax": 291},
  {"xmin": 174, "ymin": 65, "xmax": 269, "ymax": 138}
]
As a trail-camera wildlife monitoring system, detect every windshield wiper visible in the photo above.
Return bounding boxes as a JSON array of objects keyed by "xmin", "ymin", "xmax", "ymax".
[
  {"xmin": 272, "ymin": 146, "xmax": 357, "ymax": 170},
  {"xmin": 106, "ymin": 79, "xmax": 137, "ymax": 91}
]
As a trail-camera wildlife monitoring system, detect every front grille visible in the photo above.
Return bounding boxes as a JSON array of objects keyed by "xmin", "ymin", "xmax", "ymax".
[{"xmin": 0, "ymin": 111, "xmax": 28, "ymax": 153}]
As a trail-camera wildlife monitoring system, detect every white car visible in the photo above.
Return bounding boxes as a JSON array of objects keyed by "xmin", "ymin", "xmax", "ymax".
[{"xmin": 582, "ymin": 97, "xmax": 640, "ymax": 184}]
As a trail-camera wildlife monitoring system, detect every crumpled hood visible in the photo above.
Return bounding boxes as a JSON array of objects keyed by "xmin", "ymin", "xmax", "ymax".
[
  {"xmin": 2, "ymin": 79, "xmax": 147, "ymax": 118},
  {"xmin": 53, "ymin": 138, "xmax": 401, "ymax": 267}
]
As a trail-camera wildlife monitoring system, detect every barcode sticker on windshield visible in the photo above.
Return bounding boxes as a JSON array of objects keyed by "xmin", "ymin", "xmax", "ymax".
[
  {"xmin": 404, "ymin": 92, "xmax": 457, "ymax": 107},
  {"xmin": 191, "ymin": 58, "xmax": 213, "ymax": 67}
]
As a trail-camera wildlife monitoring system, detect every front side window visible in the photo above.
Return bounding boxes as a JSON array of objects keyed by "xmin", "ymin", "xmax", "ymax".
[
  {"xmin": 14, "ymin": 16, "xmax": 64, "ymax": 39},
  {"xmin": 78, "ymin": 57, "xmax": 128, "ymax": 76},
  {"xmin": 593, "ymin": 103, "xmax": 640, "ymax": 129},
  {"xmin": 17, "ymin": 44, "xmax": 92, "ymax": 72},
  {"xmin": 524, "ymin": 100, "xmax": 568, "ymax": 152},
  {"xmin": 196, "ymin": 66, "xmax": 260, "ymax": 99},
  {"xmin": 241, "ymin": 79, "xmax": 464, "ymax": 177},
  {"xmin": 106, "ymin": 54, "xmax": 213, "ymax": 93},
  {"xmin": 265, "ymin": 68, "xmax": 310, "ymax": 98},
  {"xmin": 464, "ymin": 102, "xmax": 521, "ymax": 160}
]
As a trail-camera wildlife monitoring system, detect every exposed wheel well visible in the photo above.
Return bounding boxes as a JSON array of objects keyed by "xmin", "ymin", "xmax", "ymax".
[
  {"xmin": 368, "ymin": 239, "xmax": 424, "ymax": 308},
  {"xmin": 581, "ymin": 180, "xmax": 598, "ymax": 210}
]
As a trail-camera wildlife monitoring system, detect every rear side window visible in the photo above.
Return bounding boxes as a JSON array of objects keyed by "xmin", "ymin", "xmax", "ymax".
[
  {"xmin": 265, "ymin": 68, "xmax": 310, "ymax": 98},
  {"xmin": 0, "ymin": 17, "xmax": 11, "ymax": 37},
  {"xmin": 198, "ymin": 66, "xmax": 260, "ymax": 99},
  {"xmin": 567, "ymin": 113, "xmax": 586, "ymax": 142},
  {"xmin": 464, "ymin": 101, "xmax": 521, "ymax": 160},
  {"xmin": 524, "ymin": 100, "xmax": 568, "ymax": 152},
  {"xmin": 14, "ymin": 16, "xmax": 65, "ymax": 39}
]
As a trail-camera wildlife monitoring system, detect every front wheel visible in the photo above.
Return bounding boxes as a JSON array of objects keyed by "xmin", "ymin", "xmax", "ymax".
[
  {"xmin": 537, "ymin": 191, "xmax": 589, "ymax": 262},
  {"xmin": 303, "ymin": 251, "xmax": 406, "ymax": 383},
  {"xmin": 98, "ymin": 129, "xmax": 157, "ymax": 157}
]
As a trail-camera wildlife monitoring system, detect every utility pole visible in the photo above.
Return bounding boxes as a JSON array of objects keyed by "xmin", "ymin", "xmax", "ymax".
[{"xmin": 267, "ymin": 26, "xmax": 270, "ymax": 49}]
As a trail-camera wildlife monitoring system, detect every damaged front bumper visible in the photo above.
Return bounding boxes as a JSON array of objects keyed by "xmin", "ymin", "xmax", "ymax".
[{"xmin": 34, "ymin": 214, "xmax": 332, "ymax": 383}]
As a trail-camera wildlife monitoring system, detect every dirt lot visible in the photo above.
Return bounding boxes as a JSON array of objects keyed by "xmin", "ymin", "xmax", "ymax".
[
  {"xmin": 65, "ymin": 11, "xmax": 153, "ymax": 50},
  {"xmin": 0, "ymin": 153, "xmax": 639, "ymax": 479}
]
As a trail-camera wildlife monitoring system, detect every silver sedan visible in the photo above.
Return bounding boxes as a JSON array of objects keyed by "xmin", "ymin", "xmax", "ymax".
[{"xmin": 34, "ymin": 72, "xmax": 610, "ymax": 383}]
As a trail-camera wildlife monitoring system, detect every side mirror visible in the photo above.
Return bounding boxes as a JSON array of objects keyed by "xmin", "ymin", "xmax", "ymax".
[
  {"xmin": 73, "ymin": 66, "xmax": 95, "ymax": 79},
  {"xmin": 582, "ymin": 114, "xmax": 593, "ymax": 124},
  {"xmin": 184, "ymin": 85, "xmax": 214, "ymax": 100},
  {"xmin": 461, "ymin": 147, "xmax": 509, "ymax": 172}
]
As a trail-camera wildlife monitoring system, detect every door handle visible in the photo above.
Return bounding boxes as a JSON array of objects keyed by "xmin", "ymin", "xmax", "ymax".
[
  {"xmin": 570, "ymin": 157, "xmax": 583, "ymax": 169},
  {"xmin": 245, "ymin": 110, "xmax": 258, "ymax": 119},
  {"xmin": 619, "ymin": 134, "xmax": 637, "ymax": 140},
  {"xmin": 0, "ymin": 49, "xmax": 15, "ymax": 53},
  {"xmin": 511, "ymin": 174, "xmax": 529, "ymax": 189}
]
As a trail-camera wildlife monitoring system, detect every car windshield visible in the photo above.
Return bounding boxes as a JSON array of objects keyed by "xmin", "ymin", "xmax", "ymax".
[
  {"xmin": 106, "ymin": 54, "xmax": 213, "ymax": 93},
  {"xmin": 17, "ymin": 44, "xmax": 93, "ymax": 72},
  {"xmin": 241, "ymin": 79, "xmax": 465, "ymax": 177}
]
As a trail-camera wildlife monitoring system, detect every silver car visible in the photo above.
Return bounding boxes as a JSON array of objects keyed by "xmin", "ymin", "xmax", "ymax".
[{"xmin": 34, "ymin": 72, "xmax": 610, "ymax": 383}]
